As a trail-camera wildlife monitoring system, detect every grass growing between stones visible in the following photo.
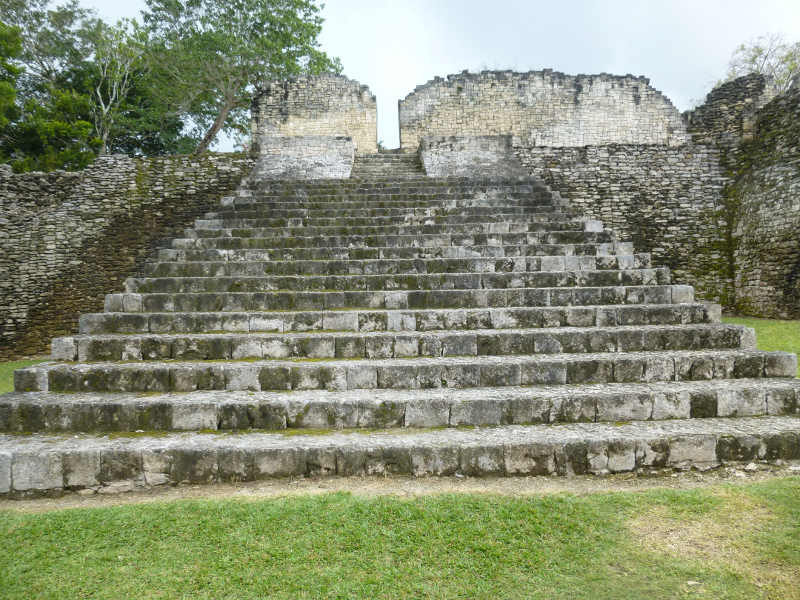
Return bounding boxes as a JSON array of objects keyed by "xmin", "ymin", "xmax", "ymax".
[
  {"xmin": 0, "ymin": 360, "xmax": 48, "ymax": 394},
  {"xmin": 1, "ymin": 477, "xmax": 799, "ymax": 599},
  {"xmin": 722, "ymin": 316, "xmax": 800, "ymax": 377}
]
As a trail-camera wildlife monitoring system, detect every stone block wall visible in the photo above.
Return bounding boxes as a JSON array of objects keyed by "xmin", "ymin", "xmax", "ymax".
[
  {"xmin": 516, "ymin": 145, "xmax": 731, "ymax": 304},
  {"xmin": 399, "ymin": 70, "xmax": 690, "ymax": 153},
  {"xmin": 683, "ymin": 73, "xmax": 778, "ymax": 168},
  {"xmin": 727, "ymin": 78, "xmax": 800, "ymax": 318},
  {"xmin": 419, "ymin": 135, "xmax": 526, "ymax": 177},
  {"xmin": 0, "ymin": 154, "xmax": 254, "ymax": 360},
  {"xmin": 251, "ymin": 74, "xmax": 377, "ymax": 154},
  {"xmin": 252, "ymin": 136, "xmax": 355, "ymax": 180}
]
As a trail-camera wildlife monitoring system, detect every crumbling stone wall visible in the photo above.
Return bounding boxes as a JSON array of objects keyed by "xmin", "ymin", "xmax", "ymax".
[
  {"xmin": 683, "ymin": 73, "xmax": 778, "ymax": 170},
  {"xmin": 725, "ymin": 77, "xmax": 800, "ymax": 318},
  {"xmin": 399, "ymin": 70, "xmax": 690, "ymax": 153},
  {"xmin": 517, "ymin": 145, "xmax": 731, "ymax": 304},
  {"xmin": 0, "ymin": 153, "xmax": 254, "ymax": 360},
  {"xmin": 251, "ymin": 74, "xmax": 377, "ymax": 154}
]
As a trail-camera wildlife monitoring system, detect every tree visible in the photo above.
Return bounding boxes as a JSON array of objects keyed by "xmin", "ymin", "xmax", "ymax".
[
  {"xmin": 142, "ymin": 0, "xmax": 341, "ymax": 154},
  {"xmin": 726, "ymin": 31, "xmax": 800, "ymax": 92},
  {"xmin": 91, "ymin": 19, "xmax": 148, "ymax": 155},
  {"xmin": 0, "ymin": 20, "xmax": 22, "ymax": 129},
  {"xmin": 0, "ymin": 0, "xmax": 102, "ymax": 90}
]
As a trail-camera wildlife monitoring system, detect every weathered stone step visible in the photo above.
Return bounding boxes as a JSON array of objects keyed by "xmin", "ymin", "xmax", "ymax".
[
  {"xmin": 4, "ymin": 415, "xmax": 800, "ymax": 495},
  {"xmin": 79, "ymin": 303, "xmax": 718, "ymax": 336},
  {"xmin": 217, "ymin": 198, "xmax": 560, "ymax": 213},
  {"xmin": 4, "ymin": 379, "xmax": 799, "ymax": 434},
  {"xmin": 106, "ymin": 284, "xmax": 692, "ymax": 313},
  {"xmin": 203, "ymin": 206, "xmax": 569, "ymax": 221},
  {"xmin": 203, "ymin": 204, "xmax": 573, "ymax": 221},
  {"xmin": 157, "ymin": 242, "xmax": 635, "ymax": 263},
  {"xmin": 237, "ymin": 179, "xmax": 548, "ymax": 193},
  {"xmin": 194, "ymin": 213, "xmax": 576, "ymax": 230},
  {"xmin": 185, "ymin": 220, "xmax": 584, "ymax": 239},
  {"xmin": 143, "ymin": 255, "xmax": 652, "ymax": 278},
  {"xmin": 14, "ymin": 350, "xmax": 796, "ymax": 394},
  {"xmin": 52, "ymin": 324, "xmax": 753, "ymax": 363},
  {"xmin": 219, "ymin": 195, "xmax": 556, "ymax": 211},
  {"xmin": 171, "ymin": 230, "xmax": 617, "ymax": 251},
  {"xmin": 127, "ymin": 268, "xmax": 670, "ymax": 294}
]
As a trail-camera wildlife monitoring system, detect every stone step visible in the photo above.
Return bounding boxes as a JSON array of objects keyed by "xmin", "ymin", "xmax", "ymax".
[
  {"xmin": 219, "ymin": 194, "xmax": 556, "ymax": 210},
  {"xmin": 171, "ymin": 230, "xmax": 617, "ymax": 250},
  {"xmin": 203, "ymin": 207, "xmax": 570, "ymax": 220},
  {"xmin": 217, "ymin": 198, "xmax": 560, "ymax": 212},
  {"xmin": 52, "ymin": 324, "xmax": 753, "ymax": 363},
  {"xmin": 105, "ymin": 284, "xmax": 692, "ymax": 313},
  {"xmin": 156, "ymin": 242, "xmax": 636, "ymax": 263},
  {"xmin": 78, "ymin": 303, "xmax": 718, "ymax": 335},
  {"xmin": 193, "ymin": 213, "xmax": 577, "ymax": 230},
  {"xmin": 143, "ymin": 255, "xmax": 652, "ymax": 278},
  {"xmin": 4, "ymin": 415, "xmax": 800, "ymax": 495},
  {"xmin": 239, "ymin": 178, "xmax": 546, "ymax": 191},
  {"xmin": 14, "ymin": 350, "xmax": 796, "ymax": 393},
  {"xmin": 4, "ymin": 379, "xmax": 799, "ymax": 434},
  {"xmin": 126, "ymin": 268, "xmax": 670, "ymax": 294},
  {"xmin": 185, "ymin": 221, "xmax": 585, "ymax": 239}
]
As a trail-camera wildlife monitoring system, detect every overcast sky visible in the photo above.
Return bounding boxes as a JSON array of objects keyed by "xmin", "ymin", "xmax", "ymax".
[{"xmin": 81, "ymin": 0, "xmax": 800, "ymax": 150}]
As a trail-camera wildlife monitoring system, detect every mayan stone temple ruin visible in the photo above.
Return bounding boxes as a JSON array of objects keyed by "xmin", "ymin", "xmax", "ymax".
[{"xmin": 1, "ymin": 70, "xmax": 799, "ymax": 496}]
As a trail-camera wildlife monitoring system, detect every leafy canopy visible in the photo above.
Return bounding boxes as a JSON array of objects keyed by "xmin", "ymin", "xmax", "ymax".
[{"xmin": 143, "ymin": 0, "xmax": 341, "ymax": 153}]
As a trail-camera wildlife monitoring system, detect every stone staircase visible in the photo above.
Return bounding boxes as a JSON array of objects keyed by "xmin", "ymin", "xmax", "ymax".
[
  {"xmin": 350, "ymin": 152, "xmax": 426, "ymax": 179},
  {"xmin": 2, "ymin": 174, "xmax": 799, "ymax": 497}
]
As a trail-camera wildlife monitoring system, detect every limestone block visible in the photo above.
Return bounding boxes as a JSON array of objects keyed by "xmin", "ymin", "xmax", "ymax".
[{"xmin": 13, "ymin": 451, "xmax": 62, "ymax": 491}]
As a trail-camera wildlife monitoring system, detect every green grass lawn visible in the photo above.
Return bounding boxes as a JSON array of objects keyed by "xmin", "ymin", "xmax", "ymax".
[
  {"xmin": 722, "ymin": 316, "xmax": 800, "ymax": 377},
  {"xmin": 0, "ymin": 359, "xmax": 48, "ymax": 394},
  {"xmin": 1, "ymin": 478, "xmax": 799, "ymax": 599}
]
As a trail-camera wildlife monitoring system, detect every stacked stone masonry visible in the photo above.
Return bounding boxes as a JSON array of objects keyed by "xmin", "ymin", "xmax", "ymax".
[
  {"xmin": 1, "ymin": 159, "xmax": 798, "ymax": 496},
  {"xmin": 0, "ymin": 154, "xmax": 255, "ymax": 360},
  {"xmin": 420, "ymin": 135, "xmax": 527, "ymax": 178},
  {"xmin": 251, "ymin": 74, "xmax": 378, "ymax": 155},
  {"xmin": 516, "ymin": 145, "xmax": 731, "ymax": 304},
  {"xmin": 728, "ymin": 76, "xmax": 800, "ymax": 318},
  {"xmin": 399, "ymin": 70, "xmax": 691, "ymax": 152},
  {"xmin": 252, "ymin": 136, "xmax": 355, "ymax": 180}
]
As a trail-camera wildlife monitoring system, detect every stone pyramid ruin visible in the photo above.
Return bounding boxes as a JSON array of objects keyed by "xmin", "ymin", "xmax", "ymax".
[{"xmin": 1, "ymin": 71, "xmax": 798, "ymax": 496}]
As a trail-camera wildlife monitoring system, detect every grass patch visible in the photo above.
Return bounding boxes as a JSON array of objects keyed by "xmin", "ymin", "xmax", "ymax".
[
  {"xmin": 723, "ymin": 316, "xmax": 800, "ymax": 377},
  {"xmin": 1, "ymin": 477, "xmax": 799, "ymax": 599},
  {"xmin": 0, "ymin": 360, "xmax": 48, "ymax": 395}
]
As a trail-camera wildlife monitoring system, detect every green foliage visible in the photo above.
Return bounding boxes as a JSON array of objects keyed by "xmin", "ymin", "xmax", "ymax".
[
  {"xmin": 2, "ymin": 87, "xmax": 99, "ymax": 172},
  {"xmin": 142, "ymin": 0, "xmax": 342, "ymax": 154},
  {"xmin": 726, "ymin": 31, "xmax": 800, "ymax": 92},
  {"xmin": 0, "ymin": 20, "xmax": 21, "ymax": 129}
]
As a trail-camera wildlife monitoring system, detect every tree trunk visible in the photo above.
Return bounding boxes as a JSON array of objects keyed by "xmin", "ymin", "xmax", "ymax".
[{"xmin": 193, "ymin": 101, "xmax": 235, "ymax": 155}]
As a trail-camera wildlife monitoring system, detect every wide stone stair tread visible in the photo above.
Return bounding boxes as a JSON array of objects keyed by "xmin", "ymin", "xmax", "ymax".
[
  {"xmin": 157, "ymin": 242, "xmax": 636, "ymax": 262},
  {"xmin": 172, "ymin": 231, "xmax": 618, "ymax": 250},
  {"xmin": 78, "ymin": 303, "xmax": 719, "ymax": 335},
  {"xmin": 126, "ymin": 268, "xmax": 670, "ymax": 294},
  {"xmin": 105, "ymin": 284, "xmax": 690, "ymax": 313},
  {"xmin": 53, "ymin": 324, "xmax": 756, "ymax": 362},
  {"xmin": 3, "ymin": 380, "xmax": 800, "ymax": 434},
  {"xmin": 3, "ymin": 416, "xmax": 800, "ymax": 493},
  {"xmin": 142, "ymin": 255, "xmax": 652, "ymax": 277},
  {"xmin": 15, "ymin": 350, "xmax": 797, "ymax": 394}
]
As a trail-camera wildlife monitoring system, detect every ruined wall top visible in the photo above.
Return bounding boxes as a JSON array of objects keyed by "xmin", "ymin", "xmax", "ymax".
[
  {"xmin": 683, "ymin": 73, "xmax": 779, "ymax": 148},
  {"xmin": 251, "ymin": 74, "xmax": 378, "ymax": 153},
  {"xmin": 398, "ymin": 70, "xmax": 691, "ymax": 152}
]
